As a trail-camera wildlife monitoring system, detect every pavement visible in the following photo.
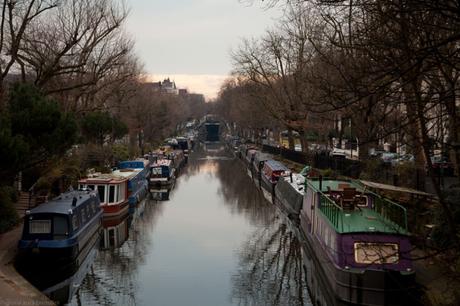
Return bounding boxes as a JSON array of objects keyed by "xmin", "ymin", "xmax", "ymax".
[{"xmin": 0, "ymin": 224, "xmax": 53, "ymax": 306}]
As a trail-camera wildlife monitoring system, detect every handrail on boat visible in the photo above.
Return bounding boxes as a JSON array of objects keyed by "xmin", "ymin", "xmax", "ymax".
[
  {"xmin": 352, "ymin": 180, "xmax": 408, "ymax": 231},
  {"xmin": 306, "ymin": 178, "xmax": 408, "ymax": 233}
]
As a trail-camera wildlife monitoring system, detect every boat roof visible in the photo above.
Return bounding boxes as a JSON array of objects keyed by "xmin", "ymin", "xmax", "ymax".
[
  {"xmin": 254, "ymin": 152, "xmax": 272, "ymax": 163},
  {"xmin": 264, "ymin": 160, "xmax": 289, "ymax": 172},
  {"xmin": 281, "ymin": 173, "xmax": 305, "ymax": 193},
  {"xmin": 79, "ymin": 171, "xmax": 129, "ymax": 184},
  {"xmin": 29, "ymin": 190, "xmax": 98, "ymax": 215},
  {"xmin": 118, "ymin": 159, "xmax": 149, "ymax": 169}
]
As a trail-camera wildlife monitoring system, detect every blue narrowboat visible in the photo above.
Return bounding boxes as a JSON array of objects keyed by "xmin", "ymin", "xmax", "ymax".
[
  {"xmin": 117, "ymin": 159, "xmax": 150, "ymax": 207},
  {"xmin": 17, "ymin": 189, "xmax": 102, "ymax": 270}
]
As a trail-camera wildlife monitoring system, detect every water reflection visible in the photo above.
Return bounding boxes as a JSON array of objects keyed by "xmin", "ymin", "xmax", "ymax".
[
  {"xmin": 70, "ymin": 199, "xmax": 164, "ymax": 306},
  {"xmin": 231, "ymin": 219, "xmax": 311, "ymax": 306},
  {"xmin": 150, "ymin": 187, "xmax": 173, "ymax": 201},
  {"xmin": 101, "ymin": 212, "xmax": 130, "ymax": 249},
  {"xmin": 216, "ymin": 154, "xmax": 276, "ymax": 226},
  {"xmin": 43, "ymin": 245, "xmax": 97, "ymax": 305}
]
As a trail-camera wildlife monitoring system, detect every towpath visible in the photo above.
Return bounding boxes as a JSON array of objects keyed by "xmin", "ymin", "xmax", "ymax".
[{"xmin": 0, "ymin": 224, "xmax": 53, "ymax": 306}]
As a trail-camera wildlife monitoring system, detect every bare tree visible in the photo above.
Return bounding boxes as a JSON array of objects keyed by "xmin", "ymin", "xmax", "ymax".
[{"xmin": 0, "ymin": 0, "xmax": 58, "ymax": 104}]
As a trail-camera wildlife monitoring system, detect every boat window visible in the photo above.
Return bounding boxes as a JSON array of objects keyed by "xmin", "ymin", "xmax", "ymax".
[
  {"xmin": 152, "ymin": 167, "xmax": 162, "ymax": 175},
  {"xmin": 355, "ymin": 195, "xmax": 368, "ymax": 207},
  {"xmin": 97, "ymin": 185, "xmax": 105, "ymax": 203},
  {"xmin": 29, "ymin": 219, "xmax": 51, "ymax": 234},
  {"xmin": 354, "ymin": 242, "xmax": 399, "ymax": 264},
  {"xmin": 72, "ymin": 213, "xmax": 80, "ymax": 230},
  {"xmin": 53, "ymin": 216, "xmax": 68, "ymax": 240},
  {"xmin": 109, "ymin": 185, "xmax": 116, "ymax": 203},
  {"xmin": 117, "ymin": 185, "xmax": 121, "ymax": 202},
  {"xmin": 88, "ymin": 185, "xmax": 95, "ymax": 191}
]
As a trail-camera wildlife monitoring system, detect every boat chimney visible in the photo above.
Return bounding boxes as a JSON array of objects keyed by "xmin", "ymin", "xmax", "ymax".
[
  {"xmin": 319, "ymin": 175, "xmax": 323, "ymax": 191},
  {"xmin": 72, "ymin": 197, "xmax": 77, "ymax": 207}
]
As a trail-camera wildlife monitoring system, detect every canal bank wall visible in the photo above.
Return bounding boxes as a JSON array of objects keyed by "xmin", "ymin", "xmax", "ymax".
[{"xmin": 0, "ymin": 225, "xmax": 53, "ymax": 306}]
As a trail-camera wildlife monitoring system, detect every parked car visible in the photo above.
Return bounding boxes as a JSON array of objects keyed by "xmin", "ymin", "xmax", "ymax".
[
  {"xmin": 380, "ymin": 152, "xmax": 399, "ymax": 164},
  {"xmin": 391, "ymin": 154, "xmax": 414, "ymax": 166},
  {"xmin": 430, "ymin": 155, "xmax": 455, "ymax": 176}
]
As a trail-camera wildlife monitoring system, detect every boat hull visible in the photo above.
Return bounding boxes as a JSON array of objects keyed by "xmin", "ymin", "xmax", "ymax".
[
  {"xmin": 101, "ymin": 200, "xmax": 129, "ymax": 217},
  {"xmin": 274, "ymin": 179, "xmax": 303, "ymax": 218}
]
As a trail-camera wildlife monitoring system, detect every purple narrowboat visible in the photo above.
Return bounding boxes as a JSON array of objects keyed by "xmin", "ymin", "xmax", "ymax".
[{"xmin": 300, "ymin": 178, "xmax": 415, "ymax": 305}]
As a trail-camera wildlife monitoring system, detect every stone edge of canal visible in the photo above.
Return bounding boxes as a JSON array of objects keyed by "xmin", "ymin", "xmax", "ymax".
[{"xmin": 0, "ymin": 224, "xmax": 54, "ymax": 305}]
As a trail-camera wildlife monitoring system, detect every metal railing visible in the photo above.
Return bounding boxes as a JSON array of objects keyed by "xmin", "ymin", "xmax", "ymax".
[
  {"xmin": 318, "ymin": 192, "xmax": 344, "ymax": 232},
  {"xmin": 373, "ymin": 196, "xmax": 408, "ymax": 232}
]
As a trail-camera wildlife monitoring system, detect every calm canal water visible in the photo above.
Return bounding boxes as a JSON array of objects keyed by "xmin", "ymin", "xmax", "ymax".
[{"xmin": 52, "ymin": 143, "xmax": 311, "ymax": 306}]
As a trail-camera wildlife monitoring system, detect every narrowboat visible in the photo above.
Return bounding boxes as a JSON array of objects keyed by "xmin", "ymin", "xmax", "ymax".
[
  {"xmin": 261, "ymin": 159, "xmax": 290, "ymax": 194},
  {"xmin": 167, "ymin": 149, "xmax": 185, "ymax": 171},
  {"xmin": 251, "ymin": 151, "xmax": 272, "ymax": 179},
  {"xmin": 17, "ymin": 189, "xmax": 102, "ymax": 272},
  {"xmin": 274, "ymin": 173, "xmax": 305, "ymax": 220},
  {"xmin": 117, "ymin": 159, "xmax": 150, "ymax": 206},
  {"xmin": 299, "ymin": 178, "xmax": 415, "ymax": 305},
  {"xmin": 78, "ymin": 172, "xmax": 129, "ymax": 217},
  {"xmin": 245, "ymin": 148, "xmax": 257, "ymax": 165},
  {"xmin": 176, "ymin": 136, "xmax": 191, "ymax": 160},
  {"xmin": 150, "ymin": 159, "xmax": 175, "ymax": 186}
]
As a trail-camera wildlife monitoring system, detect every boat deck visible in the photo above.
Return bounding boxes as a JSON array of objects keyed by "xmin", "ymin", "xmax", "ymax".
[
  {"xmin": 329, "ymin": 208, "xmax": 403, "ymax": 234},
  {"xmin": 308, "ymin": 178, "xmax": 409, "ymax": 234}
]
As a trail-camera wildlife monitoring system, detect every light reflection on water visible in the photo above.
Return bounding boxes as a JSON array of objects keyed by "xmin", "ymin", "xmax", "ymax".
[{"xmin": 69, "ymin": 144, "xmax": 311, "ymax": 306}]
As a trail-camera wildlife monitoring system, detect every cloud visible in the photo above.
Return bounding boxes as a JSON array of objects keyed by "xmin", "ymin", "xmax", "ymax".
[{"xmin": 149, "ymin": 74, "xmax": 229, "ymax": 101}]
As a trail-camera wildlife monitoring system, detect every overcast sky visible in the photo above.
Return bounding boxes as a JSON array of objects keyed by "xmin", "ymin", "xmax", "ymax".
[{"xmin": 126, "ymin": 0, "xmax": 283, "ymax": 99}]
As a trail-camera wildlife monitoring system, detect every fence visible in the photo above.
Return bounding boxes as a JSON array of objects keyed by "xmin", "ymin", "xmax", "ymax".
[
  {"xmin": 262, "ymin": 144, "xmax": 361, "ymax": 178},
  {"xmin": 260, "ymin": 144, "xmax": 433, "ymax": 191}
]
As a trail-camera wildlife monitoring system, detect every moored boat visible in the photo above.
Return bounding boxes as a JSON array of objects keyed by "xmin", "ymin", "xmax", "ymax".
[
  {"xmin": 251, "ymin": 151, "xmax": 272, "ymax": 181},
  {"xmin": 17, "ymin": 189, "xmax": 102, "ymax": 273},
  {"xmin": 117, "ymin": 159, "xmax": 150, "ymax": 206},
  {"xmin": 149, "ymin": 159, "xmax": 175, "ymax": 187},
  {"xmin": 78, "ymin": 172, "xmax": 130, "ymax": 217},
  {"xmin": 261, "ymin": 159, "xmax": 290, "ymax": 195},
  {"xmin": 299, "ymin": 177, "xmax": 415, "ymax": 305},
  {"xmin": 176, "ymin": 136, "xmax": 191, "ymax": 161},
  {"xmin": 274, "ymin": 173, "xmax": 305, "ymax": 220},
  {"xmin": 167, "ymin": 149, "xmax": 186, "ymax": 171}
]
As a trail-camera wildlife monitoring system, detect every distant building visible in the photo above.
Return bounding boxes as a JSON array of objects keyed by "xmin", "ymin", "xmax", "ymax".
[{"xmin": 147, "ymin": 78, "xmax": 179, "ymax": 95}]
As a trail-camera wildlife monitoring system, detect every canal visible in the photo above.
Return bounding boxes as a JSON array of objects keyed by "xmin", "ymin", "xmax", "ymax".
[{"xmin": 60, "ymin": 143, "xmax": 312, "ymax": 306}]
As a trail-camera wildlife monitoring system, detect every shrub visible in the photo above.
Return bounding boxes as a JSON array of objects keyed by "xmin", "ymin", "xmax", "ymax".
[
  {"xmin": 431, "ymin": 188, "xmax": 460, "ymax": 248},
  {"xmin": 0, "ymin": 186, "xmax": 20, "ymax": 233}
]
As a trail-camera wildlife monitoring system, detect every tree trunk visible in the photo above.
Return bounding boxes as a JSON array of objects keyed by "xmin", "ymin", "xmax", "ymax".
[{"xmin": 287, "ymin": 128, "xmax": 295, "ymax": 150}]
